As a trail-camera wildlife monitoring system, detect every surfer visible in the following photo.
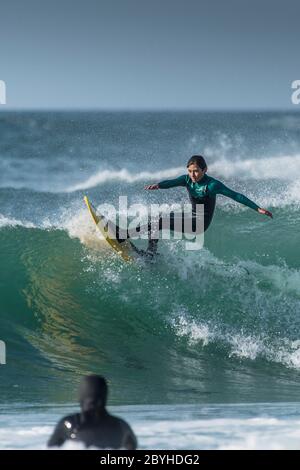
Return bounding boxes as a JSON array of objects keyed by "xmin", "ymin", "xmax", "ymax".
[
  {"xmin": 103, "ymin": 154, "xmax": 272, "ymax": 256},
  {"xmin": 47, "ymin": 375, "xmax": 137, "ymax": 449},
  {"xmin": 141, "ymin": 155, "xmax": 273, "ymax": 253}
]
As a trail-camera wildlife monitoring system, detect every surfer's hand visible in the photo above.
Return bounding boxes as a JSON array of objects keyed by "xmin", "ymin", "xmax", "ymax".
[
  {"xmin": 144, "ymin": 184, "xmax": 159, "ymax": 190},
  {"xmin": 258, "ymin": 208, "xmax": 273, "ymax": 218}
]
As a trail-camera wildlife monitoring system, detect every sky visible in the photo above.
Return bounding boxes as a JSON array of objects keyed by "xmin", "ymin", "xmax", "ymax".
[{"xmin": 0, "ymin": 0, "xmax": 299, "ymax": 110}]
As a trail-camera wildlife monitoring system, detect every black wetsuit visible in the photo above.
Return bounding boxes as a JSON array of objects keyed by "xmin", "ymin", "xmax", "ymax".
[
  {"xmin": 48, "ymin": 409, "xmax": 137, "ymax": 449},
  {"xmin": 157, "ymin": 173, "xmax": 259, "ymax": 232},
  {"xmin": 116, "ymin": 173, "xmax": 259, "ymax": 246}
]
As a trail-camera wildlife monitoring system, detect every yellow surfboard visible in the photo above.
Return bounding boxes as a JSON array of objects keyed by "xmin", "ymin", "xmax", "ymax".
[{"xmin": 84, "ymin": 195, "xmax": 133, "ymax": 262}]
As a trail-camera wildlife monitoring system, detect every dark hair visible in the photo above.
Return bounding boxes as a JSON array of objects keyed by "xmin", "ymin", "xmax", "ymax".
[{"xmin": 187, "ymin": 155, "xmax": 207, "ymax": 170}]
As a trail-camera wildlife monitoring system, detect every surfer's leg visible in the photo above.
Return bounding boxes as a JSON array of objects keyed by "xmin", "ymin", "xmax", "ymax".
[
  {"xmin": 116, "ymin": 211, "xmax": 204, "ymax": 244},
  {"xmin": 163, "ymin": 211, "xmax": 204, "ymax": 236},
  {"xmin": 127, "ymin": 223, "xmax": 152, "ymax": 239},
  {"xmin": 160, "ymin": 212, "xmax": 196, "ymax": 235},
  {"xmin": 99, "ymin": 219, "xmax": 130, "ymax": 244},
  {"xmin": 115, "ymin": 222, "xmax": 155, "ymax": 244},
  {"xmin": 145, "ymin": 239, "xmax": 158, "ymax": 256},
  {"xmin": 129, "ymin": 219, "xmax": 160, "ymax": 254},
  {"xmin": 126, "ymin": 212, "xmax": 200, "ymax": 240},
  {"xmin": 105, "ymin": 219, "xmax": 155, "ymax": 244}
]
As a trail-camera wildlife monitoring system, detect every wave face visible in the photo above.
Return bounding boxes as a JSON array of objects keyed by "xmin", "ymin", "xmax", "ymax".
[{"xmin": 1, "ymin": 111, "xmax": 300, "ymax": 405}]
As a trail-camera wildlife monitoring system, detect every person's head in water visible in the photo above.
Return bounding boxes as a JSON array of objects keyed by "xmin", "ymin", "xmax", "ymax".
[
  {"xmin": 187, "ymin": 155, "xmax": 207, "ymax": 183},
  {"xmin": 79, "ymin": 375, "xmax": 108, "ymax": 412}
]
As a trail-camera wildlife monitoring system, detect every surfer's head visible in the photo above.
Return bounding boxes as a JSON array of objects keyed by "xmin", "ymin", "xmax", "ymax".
[
  {"xmin": 79, "ymin": 375, "xmax": 108, "ymax": 412},
  {"xmin": 187, "ymin": 155, "xmax": 207, "ymax": 183}
]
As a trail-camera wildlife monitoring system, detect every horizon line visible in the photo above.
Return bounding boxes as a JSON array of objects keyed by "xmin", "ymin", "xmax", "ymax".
[{"xmin": 0, "ymin": 107, "xmax": 299, "ymax": 113}]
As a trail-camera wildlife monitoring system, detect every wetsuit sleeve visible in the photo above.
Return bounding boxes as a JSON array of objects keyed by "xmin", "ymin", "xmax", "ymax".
[
  {"xmin": 211, "ymin": 180, "xmax": 260, "ymax": 211},
  {"xmin": 47, "ymin": 418, "xmax": 68, "ymax": 447},
  {"xmin": 158, "ymin": 174, "xmax": 187, "ymax": 189}
]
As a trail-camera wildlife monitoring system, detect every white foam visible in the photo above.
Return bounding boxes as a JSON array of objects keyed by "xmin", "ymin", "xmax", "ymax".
[
  {"xmin": 169, "ymin": 255, "xmax": 300, "ymax": 368},
  {"xmin": 244, "ymin": 260, "xmax": 300, "ymax": 297},
  {"xmin": 65, "ymin": 154, "xmax": 300, "ymax": 192},
  {"xmin": 172, "ymin": 313, "xmax": 265, "ymax": 362},
  {"xmin": 210, "ymin": 155, "xmax": 300, "ymax": 180},
  {"xmin": 229, "ymin": 334, "xmax": 263, "ymax": 360},
  {"xmin": 0, "ymin": 214, "xmax": 36, "ymax": 229},
  {"xmin": 2, "ymin": 404, "xmax": 300, "ymax": 450},
  {"xmin": 66, "ymin": 168, "xmax": 186, "ymax": 192},
  {"xmin": 173, "ymin": 310, "xmax": 300, "ymax": 369}
]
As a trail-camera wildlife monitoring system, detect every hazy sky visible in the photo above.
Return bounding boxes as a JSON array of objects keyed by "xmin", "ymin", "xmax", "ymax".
[{"xmin": 0, "ymin": 0, "xmax": 299, "ymax": 109}]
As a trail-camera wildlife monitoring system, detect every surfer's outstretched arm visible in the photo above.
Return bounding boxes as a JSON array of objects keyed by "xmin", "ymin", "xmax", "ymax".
[
  {"xmin": 145, "ymin": 175, "xmax": 187, "ymax": 190},
  {"xmin": 212, "ymin": 181, "xmax": 273, "ymax": 218}
]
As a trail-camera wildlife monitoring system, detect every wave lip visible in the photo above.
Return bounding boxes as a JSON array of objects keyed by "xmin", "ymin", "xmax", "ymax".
[
  {"xmin": 66, "ymin": 154, "xmax": 300, "ymax": 192},
  {"xmin": 0, "ymin": 214, "xmax": 36, "ymax": 229},
  {"xmin": 66, "ymin": 167, "xmax": 186, "ymax": 192}
]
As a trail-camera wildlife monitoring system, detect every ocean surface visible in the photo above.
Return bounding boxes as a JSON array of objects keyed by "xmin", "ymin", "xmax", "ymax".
[{"xmin": 1, "ymin": 110, "xmax": 300, "ymax": 449}]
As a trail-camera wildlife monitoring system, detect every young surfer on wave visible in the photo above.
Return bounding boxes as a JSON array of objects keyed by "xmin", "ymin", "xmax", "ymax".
[{"xmin": 120, "ymin": 155, "xmax": 273, "ymax": 255}]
